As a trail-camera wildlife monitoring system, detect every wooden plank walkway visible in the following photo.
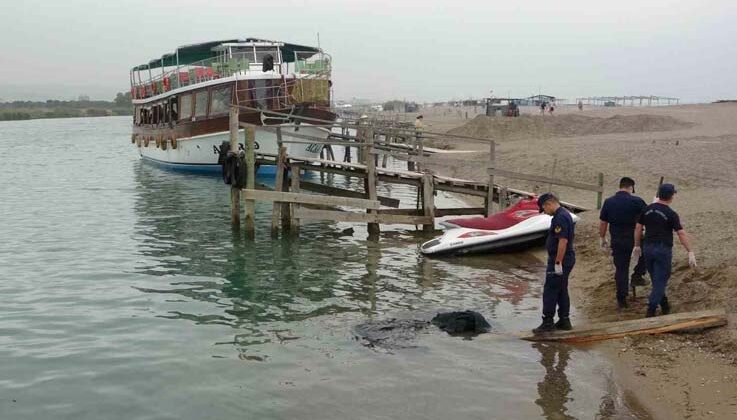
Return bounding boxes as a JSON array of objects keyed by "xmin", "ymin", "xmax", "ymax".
[
  {"xmin": 226, "ymin": 107, "xmax": 599, "ymax": 235},
  {"xmin": 518, "ymin": 309, "xmax": 727, "ymax": 343},
  {"xmin": 254, "ymin": 152, "xmax": 590, "ymax": 212}
]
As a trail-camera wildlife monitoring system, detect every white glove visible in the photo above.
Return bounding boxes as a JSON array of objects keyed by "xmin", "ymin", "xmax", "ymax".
[
  {"xmin": 599, "ymin": 237, "xmax": 609, "ymax": 251},
  {"xmin": 688, "ymin": 251, "xmax": 697, "ymax": 268},
  {"xmin": 632, "ymin": 246, "xmax": 642, "ymax": 261},
  {"xmin": 554, "ymin": 263, "xmax": 563, "ymax": 275}
]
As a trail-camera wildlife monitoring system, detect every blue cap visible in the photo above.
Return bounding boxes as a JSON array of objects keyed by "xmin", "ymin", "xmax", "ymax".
[
  {"xmin": 537, "ymin": 193, "xmax": 556, "ymax": 213},
  {"xmin": 658, "ymin": 183, "xmax": 677, "ymax": 199}
]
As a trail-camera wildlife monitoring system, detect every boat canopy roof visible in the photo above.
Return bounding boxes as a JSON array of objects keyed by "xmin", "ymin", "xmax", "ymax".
[{"xmin": 132, "ymin": 38, "xmax": 321, "ymax": 71}]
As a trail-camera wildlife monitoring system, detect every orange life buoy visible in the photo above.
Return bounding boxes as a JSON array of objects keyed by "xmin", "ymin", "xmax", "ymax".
[{"xmin": 163, "ymin": 77, "xmax": 170, "ymax": 91}]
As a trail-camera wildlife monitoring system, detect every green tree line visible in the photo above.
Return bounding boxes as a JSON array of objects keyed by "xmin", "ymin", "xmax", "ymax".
[{"xmin": 0, "ymin": 92, "xmax": 133, "ymax": 121}]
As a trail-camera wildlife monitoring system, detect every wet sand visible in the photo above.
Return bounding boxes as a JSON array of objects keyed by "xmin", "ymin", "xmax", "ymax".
[{"xmin": 412, "ymin": 103, "xmax": 737, "ymax": 419}]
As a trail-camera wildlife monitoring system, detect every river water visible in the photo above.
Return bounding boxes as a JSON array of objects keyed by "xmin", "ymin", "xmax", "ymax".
[{"xmin": 0, "ymin": 117, "xmax": 648, "ymax": 419}]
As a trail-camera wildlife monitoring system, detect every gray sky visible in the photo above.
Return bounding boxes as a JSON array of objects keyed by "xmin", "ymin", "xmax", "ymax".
[{"xmin": 2, "ymin": 0, "xmax": 735, "ymax": 102}]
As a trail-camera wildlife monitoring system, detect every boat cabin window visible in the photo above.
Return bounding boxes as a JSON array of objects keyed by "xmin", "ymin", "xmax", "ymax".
[
  {"xmin": 255, "ymin": 48, "xmax": 278, "ymax": 65},
  {"xmin": 194, "ymin": 90, "xmax": 208, "ymax": 118},
  {"xmin": 210, "ymin": 86, "xmax": 232, "ymax": 115},
  {"xmin": 179, "ymin": 94, "xmax": 193, "ymax": 121},
  {"xmin": 170, "ymin": 96, "xmax": 178, "ymax": 121},
  {"xmin": 230, "ymin": 47, "xmax": 255, "ymax": 63},
  {"xmin": 156, "ymin": 103, "xmax": 164, "ymax": 125},
  {"xmin": 163, "ymin": 103, "xmax": 170, "ymax": 125}
]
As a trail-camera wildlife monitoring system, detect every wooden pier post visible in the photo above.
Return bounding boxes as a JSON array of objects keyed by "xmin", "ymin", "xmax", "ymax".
[
  {"xmin": 408, "ymin": 133, "xmax": 416, "ymax": 172},
  {"xmin": 271, "ymin": 145, "xmax": 287, "ymax": 237},
  {"xmin": 365, "ymin": 128, "xmax": 380, "ymax": 237},
  {"xmin": 244, "ymin": 124, "xmax": 256, "ymax": 238},
  {"xmin": 596, "ymin": 172, "xmax": 605, "ymax": 209},
  {"xmin": 486, "ymin": 140, "xmax": 496, "ymax": 216},
  {"xmin": 290, "ymin": 163, "xmax": 301, "ymax": 233},
  {"xmin": 416, "ymin": 131, "xmax": 424, "ymax": 172},
  {"xmin": 381, "ymin": 134, "xmax": 389, "ymax": 168},
  {"xmin": 499, "ymin": 186, "xmax": 509, "ymax": 210},
  {"xmin": 421, "ymin": 173, "xmax": 435, "ymax": 233},
  {"xmin": 229, "ymin": 106, "xmax": 240, "ymax": 228}
]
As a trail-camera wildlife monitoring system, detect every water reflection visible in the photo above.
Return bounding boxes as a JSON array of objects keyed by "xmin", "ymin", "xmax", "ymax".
[
  {"xmin": 534, "ymin": 342, "xmax": 575, "ymax": 420},
  {"xmin": 130, "ymin": 161, "xmax": 540, "ymax": 346}
]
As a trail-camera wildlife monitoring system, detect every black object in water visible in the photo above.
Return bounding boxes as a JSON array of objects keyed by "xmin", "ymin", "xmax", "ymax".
[
  {"xmin": 431, "ymin": 311, "xmax": 491, "ymax": 335},
  {"xmin": 354, "ymin": 318, "xmax": 430, "ymax": 350}
]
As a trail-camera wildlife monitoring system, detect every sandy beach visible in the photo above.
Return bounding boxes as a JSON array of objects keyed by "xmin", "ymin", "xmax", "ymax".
[{"xmin": 415, "ymin": 103, "xmax": 737, "ymax": 419}]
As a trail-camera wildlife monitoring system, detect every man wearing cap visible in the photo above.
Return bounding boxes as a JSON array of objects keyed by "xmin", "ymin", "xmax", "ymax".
[
  {"xmin": 414, "ymin": 115, "xmax": 424, "ymax": 131},
  {"xmin": 533, "ymin": 193, "xmax": 576, "ymax": 334},
  {"xmin": 632, "ymin": 183, "xmax": 697, "ymax": 317},
  {"xmin": 599, "ymin": 177, "xmax": 648, "ymax": 309}
]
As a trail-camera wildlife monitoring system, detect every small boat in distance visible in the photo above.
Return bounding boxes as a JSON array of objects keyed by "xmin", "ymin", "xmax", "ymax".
[
  {"xmin": 129, "ymin": 38, "xmax": 335, "ymax": 173},
  {"xmin": 420, "ymin": 198, "xmax": 580, "ymax": 256}
]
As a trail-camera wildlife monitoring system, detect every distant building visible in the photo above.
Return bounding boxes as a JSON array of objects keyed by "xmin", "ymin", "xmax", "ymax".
[{"xmin": 524, "ymin": 95, "xmax": 557, "ymax": 106}]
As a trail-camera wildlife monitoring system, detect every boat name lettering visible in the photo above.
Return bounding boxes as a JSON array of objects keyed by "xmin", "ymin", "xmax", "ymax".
[
  {"xmin": 212, "ymin": 142, "xmax": 261, "ymax": 155},
  {"xmin": 238, "ymin": 142, "xmax": 261, "ymax": 151},
  {"xmin": 305, "ymin": 143, "xmax": 321, "ymax": 153}
]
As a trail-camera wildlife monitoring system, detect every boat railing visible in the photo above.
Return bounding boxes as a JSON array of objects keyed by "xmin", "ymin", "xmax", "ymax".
[{"xmin": 131, "ymin": 53, "xmax": 331, "ymax": 101}]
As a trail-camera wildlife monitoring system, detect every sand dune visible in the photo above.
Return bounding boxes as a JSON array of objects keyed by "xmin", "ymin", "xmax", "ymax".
[{"xmin": 447, "ymin": 113, "xmax": 694, "ymax": 140}]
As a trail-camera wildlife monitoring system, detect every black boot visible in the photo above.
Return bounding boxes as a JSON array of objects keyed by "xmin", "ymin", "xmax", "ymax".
[
  {"xmin": 645, "ymin": 306, "xmax": 657, "ymax": 318},
  {"xmin": 532, "ymin": 317, "xmax": 555, "ymax": 334},
  {"xmin": 660, "ymin": 296, "xmax": 671, "ymax": 315},
  {"xmin": 554, "ymin": 317, "xmax": 573, "ymax": 331},
  {"xmin": 631, "ymin": 273, "xmax": 648, "ymax": 287},
  {"xmin": 617, "ymin": 297, "xmax": 629, "ymax": 310}
]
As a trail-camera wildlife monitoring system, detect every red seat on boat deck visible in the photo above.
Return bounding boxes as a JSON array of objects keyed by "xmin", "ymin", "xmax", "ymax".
[
  {"xmin": 195, "ymin": 68, "xmax": 205, "ymax": 82},
  {"xmin": 179, "ymin": 72, "xmax": 189, "ymax": 84},
  {"xmin": 446, "ymin": 198, "xmax": 541, "ymax": 230},
  {"xmin": 206, "ymin": 68, "xmax": 216, "ymax": 79}
]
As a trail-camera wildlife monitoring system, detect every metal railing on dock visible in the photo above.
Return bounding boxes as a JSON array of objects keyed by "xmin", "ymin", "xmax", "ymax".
[{"xmin": 225, "ymin": 105, "xmax": 603, "ymax": 239}]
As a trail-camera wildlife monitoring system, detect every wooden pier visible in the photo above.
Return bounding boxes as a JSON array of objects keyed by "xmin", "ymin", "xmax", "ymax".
[{"xmin": 225, "ymin": 106, "xmax": 605, "ymax": 238}]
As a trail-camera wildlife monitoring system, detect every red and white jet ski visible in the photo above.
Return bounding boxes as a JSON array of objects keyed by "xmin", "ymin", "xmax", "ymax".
[{"xmin": 420, "ymin": 197, "xmax": 579, "ymax": 256}]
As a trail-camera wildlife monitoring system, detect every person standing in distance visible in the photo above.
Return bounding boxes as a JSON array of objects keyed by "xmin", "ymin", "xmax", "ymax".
[
  {"xmin": 599, "ymin": 177, "xmax": 648, "ymax": 309},
  {"xmin": 533, "ymin": 193, "xmax": 576, "ymax": 334},
  {"xmin": 632, "ymin": 184, "xmax": 697, "ymax": 317}
]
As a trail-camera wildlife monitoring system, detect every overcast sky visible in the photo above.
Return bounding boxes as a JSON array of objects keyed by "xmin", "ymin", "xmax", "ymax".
[{"xmin": 2, "ymin": 0, "xmax": 735, "ymax": 102}]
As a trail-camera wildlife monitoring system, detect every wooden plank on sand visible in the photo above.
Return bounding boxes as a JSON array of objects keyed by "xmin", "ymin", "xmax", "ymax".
[{"xmin": 519, "ymin": 309, "xmax": 727, "ymax": 343}]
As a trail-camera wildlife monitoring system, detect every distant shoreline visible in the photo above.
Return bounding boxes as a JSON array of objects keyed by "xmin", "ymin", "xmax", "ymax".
[
  {"xmin": 0, "ymin": 108, "xmax": 132, "ymax": 122},
  {"xmin": 0, "ymin": 94, "xmax": 133, "ymax": 122}
]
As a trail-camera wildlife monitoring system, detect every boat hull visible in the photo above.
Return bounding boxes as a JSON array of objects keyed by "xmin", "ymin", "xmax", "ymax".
[{"xmin": 136, "ymin": 124, "xmax": 326, "ymax": 174}]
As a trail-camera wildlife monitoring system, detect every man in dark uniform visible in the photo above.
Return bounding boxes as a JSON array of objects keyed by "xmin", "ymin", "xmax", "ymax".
[
  {"xmin": 598, "ymin": 177, "xmax": 648, "ymax": 309},
  {"xmin": 632, "ymin": 184, "xmax": 697, "ymax": 317},
  {"xmin": 533, "ymin": 193, "xmax": 576, "ymax": 334}
]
